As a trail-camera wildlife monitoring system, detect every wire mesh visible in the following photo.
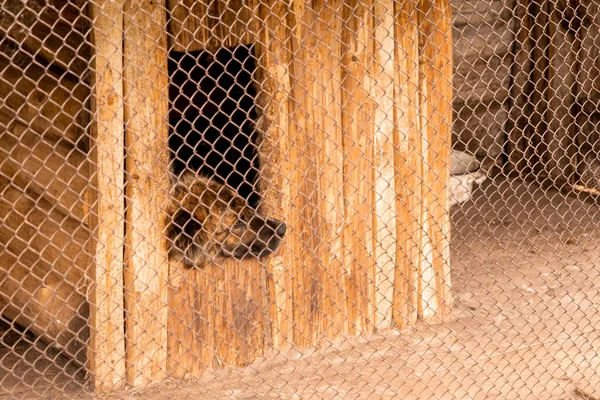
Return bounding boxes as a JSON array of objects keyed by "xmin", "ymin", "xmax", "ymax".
[{"xmin": 1, "ymin": 0, "xmax": 600, "ymax": 398}]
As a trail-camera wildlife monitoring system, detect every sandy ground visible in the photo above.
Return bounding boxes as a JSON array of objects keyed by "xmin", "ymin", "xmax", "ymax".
[{"xmin": 3, "ymin": 177, "xmax": 600, "ymax": 399}]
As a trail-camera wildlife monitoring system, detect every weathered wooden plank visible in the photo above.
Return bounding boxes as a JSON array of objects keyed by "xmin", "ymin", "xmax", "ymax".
[
  {"xmin": 87, "ymin": 0, "xmax": 127, "ymax": 390},
  {"xmin": 123, "ymin": 0, "xmax": 170, "ymax": 386},
  {"xmin": 254, "ymin": 0, "xmax": 294, "ymax": 348},
  {"xmin": 0, "ymin": 176, "xmax": 89, "ymax": 364},
  {"xmin": 216, "ymin": 260, "xmax": 266, "ymax": 366},
  {"xmin": 452, "ymin": 0, "xmax": 513, "ymax": 27},
  {"xmin": 392, "ymin": 0, "xmax": 421, "ymax": 329},
  {"xmin": 340, "ymin": 0, "xmax": 376, "ymax": 335},
  {"xmin": 0, "ymin": 0, "xmax": 89, "ymax": 77},
  {"xmin": 167, "ymin": 265, "xmax": 210, "ymax": 378},
  {"xmin": 372, "ymin": 0, "xmax": 397, "ymax": 329},
  {"xmin": 286, "ymin": 0, "xmax": 325, "ymax": 347},
  {"xmin": 453, "ymin": 22, "xmax": 513, "ymax": 62},
  {"xmin": 0, "ymin": 124, "xmax": 88, "ymax": 222},
  {"xmin": 417, "ymin": 0, "xmax": 453, "ymax": 321},
  {"xmin": 0, "ymin": 40, "xmax": 88, "ymax": 148},
  {"xmin": 167, "ymin": 0, "xmax": 254, "ymax": 51},
  {"xmin": 312, "ymin": 0, "xmax": 347, "ymax": 339}
]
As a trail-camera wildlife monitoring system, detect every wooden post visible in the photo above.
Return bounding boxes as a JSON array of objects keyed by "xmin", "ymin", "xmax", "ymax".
[
  {"xmin": 341, "ymin": 0, "xmax": 376, "ymax": 335},
  {"xmin": 392, "ymin": 0, "xmax": 421, "ymax": 329},
  {"xmin": 254, "ymin": 0, "xmax": 295, "ymax": 348},
  {"xmin": 311, "ymin": 0, "xmax": 347, "ymax": 340},
  {"xmin": 416, "ymin": 0, "xmax": 453, "ymax": 321},
  {"xmin": 285, "ymin": 0, "xmax": 326, "ymax": 347},
  {"xmin": 88, "ymin": 0, "xmax": 127, "ymax": 390},
  {"xmin": 123, "ymin": 0, "xmax": 170, "ymax": 386},
  {"xmin": 372, "ymin": 0, "xmax": 398, "ymax": 329}
]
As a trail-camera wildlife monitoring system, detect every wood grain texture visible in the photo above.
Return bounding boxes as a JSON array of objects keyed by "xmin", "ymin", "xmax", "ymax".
[
  {"xmin": 341, "ymin": 0, "xmax": 376, "ymax": 335},
  {"xmin": 372, "ymin": 0, "xmax": 397, "ymax": 328},
  {"xmin": 123, "ymin": 0, "xmax": 170, "ymax": 386},
  {"xmin": 0, "ymin": 175, "xmax": 90, "ymax": 365},
  {"xmin": 313, "ymin": 0, "xmax": 347, "ymax": 340},
  {"xmin": 392, "ymin": 0, "xmax": 421, "ymax": 329},
  {"xmin": 167, "ymin": 0, "xmax": 255, "ymax": 51},
  {"xmin": 0, "ymin": 40, "xmax": 88, "ymax": 148},
  {"xmin": 0, "ymin": 121, "xmax": 88, "ymax": 222},
  {"xmin": 0, "ymin": 0, "xmax": 89, "ymax": 78},
  {"xmin": 417, "ymin": 0, "xmax": 453, "ymax": 321},
  {"xmin": 254, "ymin": 0, "xmax": 294, "ymax": 348},
  {"xmin": 286, "ymin": 0, "xmax": 325, "ymax": 347},
  {"xmin": 88, "ymin": 0, "xmax": 127, "ymax": 390}
]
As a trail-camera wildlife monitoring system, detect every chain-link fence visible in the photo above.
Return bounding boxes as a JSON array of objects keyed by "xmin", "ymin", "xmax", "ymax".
[{"xmin": 1, "ymin": 0, "xmax": 600, "ymax": 398}]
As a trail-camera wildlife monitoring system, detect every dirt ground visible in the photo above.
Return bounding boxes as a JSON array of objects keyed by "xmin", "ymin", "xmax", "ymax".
[{"xmin": 3, "ymin": 177, "xmax": 600, "ymax": 399}]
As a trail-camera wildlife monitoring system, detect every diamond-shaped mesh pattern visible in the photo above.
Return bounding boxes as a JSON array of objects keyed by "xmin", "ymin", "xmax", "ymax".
[{"xmin": 1, "ymin": 0, "xmax": 599, "ymax": 398}]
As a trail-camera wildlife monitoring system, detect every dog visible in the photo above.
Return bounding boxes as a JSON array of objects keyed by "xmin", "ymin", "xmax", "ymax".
[{"xmin": 165, "ymin": 173, "xmax": 286, "ymax": 268}]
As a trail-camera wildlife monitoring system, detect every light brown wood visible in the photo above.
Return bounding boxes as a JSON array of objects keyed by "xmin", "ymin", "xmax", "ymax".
[
  {"xmin": 0, "ymin": 176, "xmax": 90, "ymax": 365},
  {"xmin": 416, "ymin": 0, "xmax": 453, "ymax": 321},
  {"xmin": 0, "ymin": 41, "xmax": 88, "ymax": 148},
  {"xmin": 372, "ymin": 0, "xmax": 398, "ymax": 329},
  {"xmin": 312, "ymin": 0, "xmax": 347, "ymax": 340},
  {"xmin": 340, "ymin": 0, "xmax": 376, "ymax": 335},
  {"xmin": 253, "ymin": 0, "xmax": 295, "ymax": 349},
  {"xmin": 167, "ymin": 263, "xmax": 216, "ymax": 378},
  {"xmin": 392, "ymin": 0, "xmax": 421, "ymax": 329},
  {"xmin": 165, "ymin": 1, "xmax": 270, "ymax": 380},
  {"xmin": 123, "ymin": 0, "xmax": 170, "ymax": 386},
  {"xmin": 167, "ymin": 0, "xmax": 255, "ymax": 51},
  {"xmin": 88, "ymin": 0, "xmax": 127, "ymax": 390},
  {"xmin": 0, "ymin": 0, "xmax": 89, "ymax": 77},
  {"xmin": 285, "ymin": 0, "xmax": 324, "ymax": 347}
]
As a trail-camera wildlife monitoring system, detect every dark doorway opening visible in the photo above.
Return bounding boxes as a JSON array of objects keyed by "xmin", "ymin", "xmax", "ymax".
[{"xmin": 168, "ymin": 44, "xmax": 261, "ymax": 208}]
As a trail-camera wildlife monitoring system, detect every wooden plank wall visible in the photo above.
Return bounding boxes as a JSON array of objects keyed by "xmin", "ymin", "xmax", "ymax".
[
  {"xmin": 0, "ymin": 0, "xmax": 454, "ymax": 392},
  {"xmin": 451, "ymin": 0, "xmax": 517, "ymax": 170},
  {"xmin": 163, "ymin": 0, "xmax": 453, "ymax": 381},
  {"xmin": 0, "ymin": 0, "xmax": 91, "ymax": 367},
  {"xmin": 505, "ymin": 0, "xmax": 584, "ymax": 184}
]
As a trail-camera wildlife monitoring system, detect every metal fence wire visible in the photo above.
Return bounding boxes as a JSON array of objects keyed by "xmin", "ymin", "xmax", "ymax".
[{"xmin": 1, "ymin": 0, "xmax": 600, "ymax": 398}]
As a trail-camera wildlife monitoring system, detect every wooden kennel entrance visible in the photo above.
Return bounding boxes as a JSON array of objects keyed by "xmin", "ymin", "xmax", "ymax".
[{"xmin": 0, "ymin": 0, "xmax": 453, "ymax": 393}]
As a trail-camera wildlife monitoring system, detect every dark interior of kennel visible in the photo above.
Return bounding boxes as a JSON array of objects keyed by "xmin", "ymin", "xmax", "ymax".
[{"xmin": 168, "ymin": 44, "xmax": 262, "ymax": 208}]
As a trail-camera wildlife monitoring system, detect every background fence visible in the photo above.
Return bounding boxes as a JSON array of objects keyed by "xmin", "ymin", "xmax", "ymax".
[{"xmin": 1, "ymin": 0, "xmax": 600, "ymax": 398}]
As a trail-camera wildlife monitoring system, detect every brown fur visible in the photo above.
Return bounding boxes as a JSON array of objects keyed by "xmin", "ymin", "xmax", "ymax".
[{"xmin": 165, "ymin": 173, "xmax": 286, "ymax": 268}]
